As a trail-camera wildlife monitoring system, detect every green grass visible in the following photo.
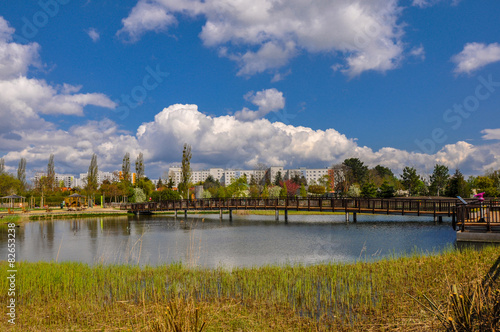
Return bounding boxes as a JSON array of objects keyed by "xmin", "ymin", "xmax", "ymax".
[{"xmin": 0, "ymin": 245, "xmax": 499, "ymax": 331}]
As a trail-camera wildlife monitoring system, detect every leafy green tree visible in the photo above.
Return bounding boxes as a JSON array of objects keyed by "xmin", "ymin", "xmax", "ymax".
[
  {"xmin": 268, "ymin": 186, "xmax": 281, "ymax": 198},
  {"xmin": 0, "ymin": 173, "xmax": 22, "ymax": 196},
  {"xmin": 400, "ymin": 167, "xmax": 422, "ymax": 196},
  {"xmin": 135, "ymin": 152, "xmax": 145, "ymax": 181},
  {"xmin": 445, "ymin": 169, "xmax": 470, "ymax": 198},
  {"xmin": 361, "ymin": 182, "xmax": 377, "ymax": 198},
  {"xmin": 137, "ymin": 177, "xmax": 155, "ymax": 198},
  {"xmin": 378, "ymin": 181, "xmax": 395, "ymax": 198},
  {"xmin": 474, "ymin": 176, "xmax": 498, "ymax": 197},
  {"xmin": 300, "ymin": 184, "xmax": 307, "ymax": 197},
  {"xmin": 374, "ymin": 165, "xmax": 394, "ymax": 178},
  {"xmin": 279, "ymin": 183, "xmax": 287, "ymax": 198},
  {"xmin": 249, "ymin": 185, "xmax": 260, "ymax": 198},
  {"xmin": 17, "ymin": 158, "xmax": 26, "ymax": 191},
  {"xmin": 261, "ymin": 185, "xmax": 269, "ymax": 199},
  {"xmin": 122, "ymin": 153, "xmax": 131, "ymax": 183},
  {"xmin": 308, "ymin": 185, "xmax": 326, "ymax": 196},
  {"xmin": 179, "ymin": 143, "xmax": 192, "ymax": 199},
  {"xmin": 343, "ymin": 158, "xmax": 369, "ymax": 185},
  {"xmin": 151, "ymin": 188, "xmax": 182, "ymax": 201},
  {"xmin": 131, "ymin": 187, "xmax": 146, "ymax": 203},
  {"xmin": 203, "ymin": 175, "xmax": 220, "ymax": 191},
  {"xmin": 429, "ymin": 164, "xmax": 449, "ymax": 196},
  {"xmin": 347, "ymin": 184, "xmax": 361, "ymax": 197}
]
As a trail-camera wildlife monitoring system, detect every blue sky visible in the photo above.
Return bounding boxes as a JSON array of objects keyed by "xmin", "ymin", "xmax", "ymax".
[{"xmin": 1, "ymin": 0, "xmax": 500, "ymax": 179}]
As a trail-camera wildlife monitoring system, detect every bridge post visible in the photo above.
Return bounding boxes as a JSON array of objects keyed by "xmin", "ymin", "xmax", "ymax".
[
  {"xmin": 175, "ymin": 209, "xmax": 178, "ymax": 218},
  {"xmin": 353, "ymin": 212, "xmax": 357, "ymax": 223},
  {"xmin": 275, "ymin": 209, "xmax": 279, "ymax": 221},
  {"xmin": 219, "ymin": 208, "xmax": 223, "ymax": 219},
  {"xmin": 184, "ymin": 209, "xmax": 187, "ymax": 219},
  {"xmin": 438, "ymin": 216, "xmax": 443, "ymax": 223},
  {"xmin": 345, "ymin": 212, "xmax": 349, "ymax": 222},
  {"xmin": 229, "ymin": 209, "xmax": 233, "ymax": 221},
  {"xmin": 285, "ymin": 209, "xmax": 288, "ymax": 223}
]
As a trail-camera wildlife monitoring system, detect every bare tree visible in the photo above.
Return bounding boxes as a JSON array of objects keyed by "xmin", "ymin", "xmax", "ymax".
[
  {"xmin": 122, "ymin": 152, "xmax": 131, "ymax": 183},
  {"xmin": 87, "ymin": 154, "xmax": 99, "ymax": 193},
  {"xmin": 135, "ymin": 152, "xmax": 144, "ymax": 180},
  {"xmin": 47, "ymin": 154, "xmax": 55, "ymax": 191},
  {"xmin": 17, "ymin": 158, "xmax": 26, "ymax": 191}
]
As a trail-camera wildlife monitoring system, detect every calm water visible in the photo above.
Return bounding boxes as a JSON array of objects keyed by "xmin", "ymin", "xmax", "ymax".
[{"xmin": 2, "ymin": 214, "xmax": 457, "ymax": 268}]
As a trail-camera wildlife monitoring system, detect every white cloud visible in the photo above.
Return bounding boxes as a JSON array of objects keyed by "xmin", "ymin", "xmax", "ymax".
[
  {"xmin": 412, "ymin": 0, "xmax": 461, "ymax": 7},
  {"xmin": 118, "ymin": 0, "xmax": 408, "ymax": 77},
  {"xmin": 2, "ymin": 103, "xmax": 500, "ymax": 178},
  {"xmin": 0, "ymin": 16, "xmax": 116, "ymax": 136},
  {"xmin": 452, "ymin": 42, "xmax": 500, "ymax": 74},
  {"xmin": 87, "ymin": 28, "xmax": 100, "ymax": 42},
  {"xmin": 481, "ymin": 128, "xmax": 500, "ymax": 140},
  {"xmin": 117, "ymin": 2, "xmax": 177, "ymax": 42},
  {"xmin": 409, "ymin": 45, "xmax": 425, "ymax": 61},
  {"xmin": 234, "ymin": 88, "xmax": 285, "ymax": 121}
]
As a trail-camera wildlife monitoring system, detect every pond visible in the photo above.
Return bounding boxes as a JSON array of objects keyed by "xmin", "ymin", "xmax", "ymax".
[{"xmin": 2, "ymin": 213, "xmax": 457, "ymax": 268}]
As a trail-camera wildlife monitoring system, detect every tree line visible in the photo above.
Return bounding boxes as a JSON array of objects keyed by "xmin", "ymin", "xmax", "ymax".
[{"xmin": 1, "ymin": 151, "xmax": 499, "ymax": 204}]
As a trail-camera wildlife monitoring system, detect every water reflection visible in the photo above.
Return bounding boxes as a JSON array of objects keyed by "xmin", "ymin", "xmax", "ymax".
[{"xmin": 0, "ymin": 214, "xmax": 460, "ymax": 268}]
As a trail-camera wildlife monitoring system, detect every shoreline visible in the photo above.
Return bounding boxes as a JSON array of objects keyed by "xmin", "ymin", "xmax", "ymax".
[{"xmin": 1, "ymin": 245, "xmax": 498, "ymax": 330}]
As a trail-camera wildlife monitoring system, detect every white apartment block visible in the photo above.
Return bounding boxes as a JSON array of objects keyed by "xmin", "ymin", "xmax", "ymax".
[
  {"xmin": 286, "ymin": 167, "xmax": 330, "ymax": 185},
  {"xmin": 168, "ymin": 167, "xmax": 224, "ymax": 187}
]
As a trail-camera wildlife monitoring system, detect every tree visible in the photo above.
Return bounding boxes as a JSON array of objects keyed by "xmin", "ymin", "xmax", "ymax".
[
  {"xmin": 378, "ymin": 181, "xmax": 395, "ymax": 198},
  {"xmin": 47, "ymin": 154, "xmax": 56, "ymax": 191},
  {"xmin": 343, "ymin": 158, "xmax": 369, "ymax": 185},
  {"xmin": 374, "ymin": 165, "xmax": 394, "ymax": 178},
  {"xmin": 17, "ymin": 158, "xmax": 26, "ymax": 191},
  {"xmin": 400, "ymin": 167, "xmax": 422, "ymax": 196},
  {"xmin": 135, "ymin": 152, "xmax": 144, "ymax": 180},
  {"xmin": 180, "ymin": 143, "xmax": 192, "ymax": 199},
  {"xmin": 308, "ymin": 185, "xmax": 326, "ymax": 195},
  {"xmin": 261, "ymin": 185, "xmax": 269, "ymax": 199},
  {"xmin": 331, "ymin": 163, "xmax": 350, "ymax": 195},
  {"xmin": 0, "ymin": 173, "xmax": 22, "ymax": 196},
  {"xmin": 274, "ymin": 171, "xmax": 283, "ymax": 186},
  {"xmin": 157, "ymin": 177, "xmax": 163, "ymax": 189},
  {"xmin": 429, "ymin": 164, "xmax": 449, "ymax": 196},
  {"xmin": 122, "ymin": 153, "xmax": 131, "ymax": 183},
  {"xmin": 474, "ymin": 176, "xmax": 498, "ymax": 197},
  {"xmin": 282, "ymin": 179, "xmax": 299, "ymax": 197},
  {"xmin": 361, "ymin": 182, "xmax": 377, "ymax": 198},
  {"xmin": 0, "ymin": 157, "xmax": 4, "ymax": 174},
  {"xmin": 300, "ymin": 184, "xmax": 307, "ymax": 197},
  {"xmin": 86, "ymin": 153, "xmax": 99, "ymax": 194},
  {"xmin": 131, "ymin": 187, "xmax": 146, "ymax": 203},
  {"xmin": 347, "ymin": 184, "xmax": 361, "ymax": 197},
  {"xmin": 445, "ymin": 169, "xmax": 470, "ymax": 198}
]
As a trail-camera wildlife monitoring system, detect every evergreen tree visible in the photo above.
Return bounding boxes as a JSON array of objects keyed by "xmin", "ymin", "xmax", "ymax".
[
  {"xmin": 180, "ymin": 143, "xmax": 192, "ymax": 199},
  {"xmin": 343, "ymin": 158, "xmax": 369, "ymax": 185},
  {"xmin": 429, "ymin": 164, "xmax": 449, "ymax": 196},
  {"xmin": 400, "ymin": 167, "xmax": 421, "ymax": 196},
  {"xmin": 361, "ymin": 182, "xmax": 377, "ymax": 198},
  {"xmin": 446, "ymin": 169, "xmax": 470, "ymax": 198},
  {"xmin": 300, "ymin": 184, "xmax": 307, "ymax": 197},
  {"xmin": 274, "ymin": 171, "xmax": 283, "ymax": 186},
  {"xmin": 261, "ymin": 185, "xmax": 269, "ymax": 199},
  {"xmin": 378, "ymin": 181, "xmax": 395, "ymax": 198},
  {"xmin": 157, "ymin": 177, "xmax": 163, "ymax": 189}
]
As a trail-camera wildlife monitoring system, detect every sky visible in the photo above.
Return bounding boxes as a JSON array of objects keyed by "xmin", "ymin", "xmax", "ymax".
[{"xmin": 1, "ymin": 0, "xmax": 500, "ymax": 180}]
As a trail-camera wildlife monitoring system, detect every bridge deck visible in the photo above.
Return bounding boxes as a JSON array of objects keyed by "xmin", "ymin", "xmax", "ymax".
[{"xmin": 122, "ymin": 197, "xmax": 466, "ymax": 218}]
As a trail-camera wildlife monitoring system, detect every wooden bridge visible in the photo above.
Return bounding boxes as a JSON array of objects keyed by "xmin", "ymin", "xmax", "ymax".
[
  {"xmin": 455, "ymin": 200, "xmax": 500, "ymax": 232},
  {"xmin": 122, "ymin": 197, "xmax": 465, "ymax": 222}
]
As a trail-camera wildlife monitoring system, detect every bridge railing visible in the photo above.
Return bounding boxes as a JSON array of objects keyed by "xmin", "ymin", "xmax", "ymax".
[
  {"xmin": 456, "ymin": 200, "xmax": 500, "ymax": 232},
  {"xmin": 123, "ymin": 197, "xmax": 466, "ymax": 216}
]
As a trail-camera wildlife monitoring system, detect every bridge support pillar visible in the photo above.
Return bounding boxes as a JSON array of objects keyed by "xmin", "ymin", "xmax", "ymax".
[
  {"xmin": 175, "ymin": 210, "xmax": 178, "ymax": 218},
  {"xmin": 219, "ymin": 209, "xmax": 223, "ymax": 219},
  {"xmin": 345, "ymin": 212, "xmax": 349, "ymax": 223},
  {"xmin": 438, "ymin": 216, "xmax": 443, "ymax": 223},
  {"xmin": 353, "ymin": 212, "xmax": 357, "ymax": 223},
  {"xmin": 285, "ymin": 209, "xmax": 288, "ymax": 223},
  {"xmin": 184, "ymin": 209, "xmax": 187, "ymax": 219},
  {"xmin": 229, "ymin": 209, "xmax": 233, "ymax": 221},
  {"xmin": 275, "ymin": 210, "xmax": 279, "ymax": 221}
]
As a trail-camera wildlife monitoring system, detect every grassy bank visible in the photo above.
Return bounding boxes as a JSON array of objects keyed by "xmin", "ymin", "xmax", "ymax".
[{"xmin": 1, "ymin": 246, "xmax": 499, "ymax": 331}]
